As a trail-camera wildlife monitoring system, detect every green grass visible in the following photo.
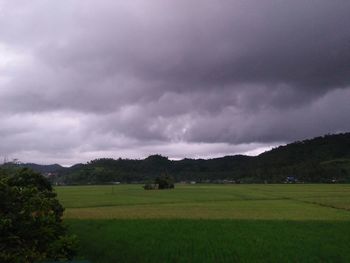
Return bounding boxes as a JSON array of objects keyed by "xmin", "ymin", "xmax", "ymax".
[
  {"xmin": 56, "ymin": 184, "xmax": 350, "ymax": 262},
  {"xmin": 57, "ymin": 184, "xmax": 350, "ymax": 220},
  {"xmin": 68, "ymin": 219, "xmax": 350, "ymax": 263}
]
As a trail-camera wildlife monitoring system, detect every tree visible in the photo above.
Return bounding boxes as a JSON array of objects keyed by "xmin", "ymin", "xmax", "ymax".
[
  {"xmin": 143, "ymin": 181, "xmax": 158, "ymax": 190},
  {"xmin": 0, "ymin": 168, "xmax": 77, "ymax": 262},
  {"xmin": 154, "ymin": 172, "xmax": 175, "ymax": 189}
]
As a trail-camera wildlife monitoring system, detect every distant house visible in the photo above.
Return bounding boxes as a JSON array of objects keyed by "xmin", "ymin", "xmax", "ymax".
[{"xmin": 285, "ymin": 176, "xmax": 297, "ymax": 183}]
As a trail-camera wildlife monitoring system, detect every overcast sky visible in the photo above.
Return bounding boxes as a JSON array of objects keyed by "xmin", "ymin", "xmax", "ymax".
[{"xmin": 1, "ymin": 0, "xmax": 350, "ymax": 165}]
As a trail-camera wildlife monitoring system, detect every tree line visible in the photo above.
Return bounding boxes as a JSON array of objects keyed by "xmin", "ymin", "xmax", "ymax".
[{"xmin": 5, "ymin": 133, "xmax": 350, "ymax": 184}]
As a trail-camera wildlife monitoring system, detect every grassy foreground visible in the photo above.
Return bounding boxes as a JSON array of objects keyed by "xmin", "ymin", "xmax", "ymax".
[
  {"xmin": 56, "ymin": 184, "xmax": 350, "ymax": 262},
  {"xmin": 68, "ymin": 219, "xmax": 350, "ymax": 263}
]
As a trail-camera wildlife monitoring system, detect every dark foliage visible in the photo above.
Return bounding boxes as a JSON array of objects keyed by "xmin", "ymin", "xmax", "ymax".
[
  {"xmin": 154, "ymin": 173, "xmax": 175, "ymax": 189},
  {"xmin": 0, "ymin": 168, "xmax": 77, "ymax": 262},
  {"xmin": 143, "ymin": 183, "xmax": 158, "ymax": 190}
]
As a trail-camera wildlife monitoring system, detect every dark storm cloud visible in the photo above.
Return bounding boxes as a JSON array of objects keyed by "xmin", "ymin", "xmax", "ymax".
[
  {"xmin": 33, "ymin": 0, "xmax": 350, "ymax": 89},
  {"xmin": 0, "ymin": 0, "xmax": 350, "ymax": 164}
]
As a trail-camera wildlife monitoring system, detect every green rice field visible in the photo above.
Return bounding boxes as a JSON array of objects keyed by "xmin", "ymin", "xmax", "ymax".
[{"xmin": 56, "ymin": 184, "xmax": 350, "ymax": 262}]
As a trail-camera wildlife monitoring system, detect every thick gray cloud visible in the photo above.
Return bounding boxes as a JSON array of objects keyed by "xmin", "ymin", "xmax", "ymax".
[{"xmin": 0, "ymin": 0, "xmax": 350, "ymax": 164}]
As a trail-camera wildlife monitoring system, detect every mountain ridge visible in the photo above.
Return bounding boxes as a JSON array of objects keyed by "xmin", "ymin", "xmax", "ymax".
[{"xmin": 5, "ymin": 132, "xmax": 350, "ymax": 184}]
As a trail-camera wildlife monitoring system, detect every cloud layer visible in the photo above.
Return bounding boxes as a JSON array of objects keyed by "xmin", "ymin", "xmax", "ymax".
[{"xmin": 1, "ymin": 0, "xmax": 350, "ymax": 164}]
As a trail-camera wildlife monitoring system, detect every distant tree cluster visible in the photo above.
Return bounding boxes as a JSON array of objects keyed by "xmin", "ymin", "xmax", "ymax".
[
  {"xmin": 144, "ymin": 172, "xmax": 175, "ymax": 190},
  {"xmin": 0, "ymin": 168, "xmax": 77, "ymax": 262}
]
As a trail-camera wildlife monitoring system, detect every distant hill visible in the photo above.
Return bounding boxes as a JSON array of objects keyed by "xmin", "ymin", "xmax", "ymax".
[
  {"xmin": 3, "ymin": 133, "xmax": 350, "ymax": 184},
  {"xmin": 253, "ymin": 133, "xmax": 350, "ymax": 182},
  {"xmin": 0, "ymin": 162, "xmax": 66, "ymax": 174},
  {"xmin": 17, "ymin": 163, "xmax": 66, "ymax": 174}
]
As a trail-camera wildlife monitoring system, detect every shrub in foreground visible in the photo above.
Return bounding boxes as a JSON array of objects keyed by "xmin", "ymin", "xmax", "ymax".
[{"xmin": 0, "ymin": 168, "xmax": 77, "ymax": 262}]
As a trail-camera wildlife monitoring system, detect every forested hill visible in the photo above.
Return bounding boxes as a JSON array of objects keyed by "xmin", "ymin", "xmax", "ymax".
[
  {"xmin": 17, "ymin": 163, "xmax": 65, "ymax": 174},
  {"xmin": 9, "ymin": 133, "xmax": 350, "ymax": 184},
  {"xmin": 254, "ymin": 133, "xmax": 350, "ymax": 182}
]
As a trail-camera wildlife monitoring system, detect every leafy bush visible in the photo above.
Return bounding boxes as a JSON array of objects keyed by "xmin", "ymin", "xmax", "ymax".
[
  {"xmin": 155, "ymin": 173, "xmax": 174, "ymax": 189},
  {"xmin": 143, "ymin": 183, "xmax": 158, "ymax": 190},
  {"xmin": 0, "ymin": 168, "xmax": 77, "ymax": 262}
]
